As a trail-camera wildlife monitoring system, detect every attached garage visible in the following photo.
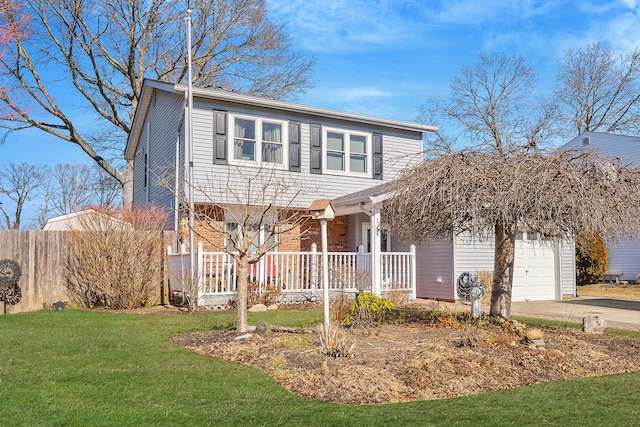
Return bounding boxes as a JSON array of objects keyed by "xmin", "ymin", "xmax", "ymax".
[
  {"xmin": 512, "ymin": 236, "xmax": 557, "ymax": 302},
  {"xmin": 409, "ymin": 232, "xmax": 575, "ymax": 302}
]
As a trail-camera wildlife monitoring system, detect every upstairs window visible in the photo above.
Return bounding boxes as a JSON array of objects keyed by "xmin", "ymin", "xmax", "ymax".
[
  {"xmin": 324, "ymin": 128, "xmax": 370, "ymax": 176},
  {"xmin": 234, "ymin": 118, "xmax": 256, "ymax": 161},
  {"xmin": 230, "ymin": 115, "xmax": 286, "ymax": 167},
  {"xmin": 262, "ymin": 122, "xmax": 283, "ymax": 164}
]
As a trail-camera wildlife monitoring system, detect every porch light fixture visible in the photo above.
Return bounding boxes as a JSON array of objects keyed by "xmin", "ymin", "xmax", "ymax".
[{"xmin": 309, "ymin": 199, "xmax": 336, "ymax": 330}]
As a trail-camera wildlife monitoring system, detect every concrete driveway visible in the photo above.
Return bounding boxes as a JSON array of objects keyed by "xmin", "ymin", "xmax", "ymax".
[
  {"xmin": 510, "ymin": 297, "xmax": 640, "ymax": 331},
  {"xmin": 421, "ymin": 297, "xmax": 640, "ymax": 331}
]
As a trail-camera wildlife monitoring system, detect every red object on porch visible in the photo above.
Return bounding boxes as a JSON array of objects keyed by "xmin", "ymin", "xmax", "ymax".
[{"xmin": 237, "ymin": 255, "xmax": 278, "ymax": 278}]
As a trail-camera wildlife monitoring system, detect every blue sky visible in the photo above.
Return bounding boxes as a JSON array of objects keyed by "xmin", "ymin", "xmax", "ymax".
[{"xmin": 2, "ymin": 0, "xmax": 640, "ymax": 167}]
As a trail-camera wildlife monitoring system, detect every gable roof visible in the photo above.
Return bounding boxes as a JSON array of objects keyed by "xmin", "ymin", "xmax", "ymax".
[
  {"xmin": 559, "ymin": 131, "xmax": 640, "ymax": 164},
  {"xmin": 42, "ymin": 209, "xmax": 132, "ymax": 231},
  {"xmin": 125, "ymin": 79, "xmax": 437, "ymax": 160}
]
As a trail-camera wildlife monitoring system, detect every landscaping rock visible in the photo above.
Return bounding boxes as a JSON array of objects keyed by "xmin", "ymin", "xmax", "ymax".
[
  {"xmin": 248, "ymin": 304, "xmax": 267, "ymax": 312},
  {"xmin": 255, "ymin": 321, "xmax": 270, "ymax": 336},
  {"xmin": 267, "ymin": 304, "xmax": 279, "ymax": 311},
  {"xmin": 523, "ymin": 328, "xmax": 545, "ymax": 348},
  {"xmin": 582, "ymin": 316, "xmax": 607, "ymax": 334},
  {"xmin": 526, "ymin": 328, "xmax": 545, "ymax": 340},
  {"xmin": 234, "ymin": 333, "xmax": 254, "ymax": 341}
]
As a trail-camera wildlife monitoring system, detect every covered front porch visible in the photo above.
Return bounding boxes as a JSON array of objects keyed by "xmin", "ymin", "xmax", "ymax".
[
  {"xmin": 166, "ymin": 182, "xmax": 415, "ymax": 307},
  {"xmin": 167, "ymin": 241, "xmax": 416, "ymax": 307}
]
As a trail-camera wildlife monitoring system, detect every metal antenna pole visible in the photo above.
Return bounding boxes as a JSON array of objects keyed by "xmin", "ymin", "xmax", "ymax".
[{"xmin": 186, "ymin": 9, "xmax": 196, "ymax": 290}]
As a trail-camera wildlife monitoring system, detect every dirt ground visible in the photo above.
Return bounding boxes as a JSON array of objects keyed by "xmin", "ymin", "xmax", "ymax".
[{"xmin": 171, "ymin": 307, "xmax": 640, "ymax": 404}]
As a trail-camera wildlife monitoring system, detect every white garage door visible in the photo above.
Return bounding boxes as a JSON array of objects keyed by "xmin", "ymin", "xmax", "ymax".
[{"xmin": 512, "ymin": 236, "xmax": 556, "ymax": 302}]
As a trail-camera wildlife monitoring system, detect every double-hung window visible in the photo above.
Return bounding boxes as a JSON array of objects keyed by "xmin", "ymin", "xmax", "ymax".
[
  {"xmin": 225, "ymin": 222, "xmax": 276, "ymax": 254},
  {"xmin": 324, "ymin": 129, "xmax": 370, "ymax": 176},
  {"xmin": 234, "ymin": 118, "xmax": 256, "ymax": 161},
  {"xmin": 231, "ymin": 115, "xmax": 286, "ymax": 167}
]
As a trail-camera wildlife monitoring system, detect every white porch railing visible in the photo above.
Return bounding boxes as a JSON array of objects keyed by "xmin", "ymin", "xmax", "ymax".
[{"xmin": 167, "ymin": 243, "xmax": 416, "ymax": 305}]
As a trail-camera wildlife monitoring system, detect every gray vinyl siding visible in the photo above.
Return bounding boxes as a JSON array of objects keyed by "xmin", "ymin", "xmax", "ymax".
[
  {"xmin": 409, "ymin": 239, "xmax": 455, "ymax": 300},
  {"xmin": 560, "ymin": 239, "xmax": 576, "ymax": 296},
  {"xmin": 132, "ymin": 125, "xmax": 147, "ymax": 205},
  {"xmin": 187, "ymin": 99, "xmax": 423, "ymax": 209},
  {"xmin": 131, "ymin": 90, "xmax": 184, "ymax": 228},
  {"xmin": 453, "ymin": 233, "xmax": 495, "ymax": 299},
  {"xmin": 607, "ymin": 239, "xmax": 640, "ymax": 281},
  {"xmin": 561, "ymin": 131, "xmax": 640, "ymax": 163}
]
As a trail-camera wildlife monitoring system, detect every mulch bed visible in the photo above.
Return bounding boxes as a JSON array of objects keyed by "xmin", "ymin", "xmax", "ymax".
[{"xmin": 171, "ymin": 317, "xmax": 640, "ymax": 404}]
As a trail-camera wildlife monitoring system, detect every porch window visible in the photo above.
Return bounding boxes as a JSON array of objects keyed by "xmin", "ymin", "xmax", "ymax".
[
  {"xmin": 324, "ymin": 128, "xmax": 370, "ymax": 176},
  {"xmin": 225, "ymin": 222, "xmax": 276, "ymax": 254}
]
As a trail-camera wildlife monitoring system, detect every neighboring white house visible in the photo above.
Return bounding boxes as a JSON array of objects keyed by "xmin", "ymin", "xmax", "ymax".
[
  {"xmin": 125, "ymin": 78, "xmax": 575, "ymax": 304},
  {"xmin": 43, "ymin": 209, "xmax": 132, "ymax": 231},
  {"xmin": 560, "ymin": 131, "xmax": 640, "ymax": 282}
]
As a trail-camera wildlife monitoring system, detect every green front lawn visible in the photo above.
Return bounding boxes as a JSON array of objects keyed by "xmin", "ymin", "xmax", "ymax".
[{"xmin": 0, "ymin": 309, "xmax": 638, "ymax": 426}]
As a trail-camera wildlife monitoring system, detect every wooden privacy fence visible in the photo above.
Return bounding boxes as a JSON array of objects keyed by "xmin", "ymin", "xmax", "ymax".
[
  {"xmin": 0, "ymin": 230, "xmax": 175, "ymax": 314},
  {"xmin": 0, "ymin": 230, "xmax": 70, "ymax": 314}
]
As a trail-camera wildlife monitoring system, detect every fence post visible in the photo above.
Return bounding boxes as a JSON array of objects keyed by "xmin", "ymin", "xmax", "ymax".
[
  {"xmin": 311, "ymin": 243, "xmax": 318, "ymax": 298},
  {"xmin": 410, "ymin": 244, "xmax": 417, "ymax": 300}
]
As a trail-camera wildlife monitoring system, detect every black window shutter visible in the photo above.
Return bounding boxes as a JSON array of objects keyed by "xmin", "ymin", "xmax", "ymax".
[
  {"xmin": 310, "ymin": 124, "xmax": 322, "ymax": 174},
  {"xmin": 213, "ymin": 110, "xmax": 228, "ymax": 164},
  {"xmin": 373, "ymin": 133, "xmax": 383, "ymax": 180},
  {"xmin": 289, "ymin": 121, "xmax": 301, "ymax": 172}
]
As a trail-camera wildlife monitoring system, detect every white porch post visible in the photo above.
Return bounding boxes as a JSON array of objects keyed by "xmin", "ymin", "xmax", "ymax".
[{"xmin": 371, "ymin": 203, "xmax": 382, "ymax": 296}]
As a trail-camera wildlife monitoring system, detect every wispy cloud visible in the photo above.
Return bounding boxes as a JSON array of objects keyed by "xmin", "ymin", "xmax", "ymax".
[{"xmin": 268, "ymin": 0, "xmax": 430, "ymax": 52}]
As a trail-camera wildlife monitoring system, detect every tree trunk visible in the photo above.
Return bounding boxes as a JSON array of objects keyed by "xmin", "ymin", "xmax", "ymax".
[
  {"xmin": 489, "ymin": 221, "xmax": 517, "ymax": 319},
  {"xmin": 121, "ymin": 161, "xmax": 134, "ymax": 209},
  {"xmin": 236, "ymin": 256, "xmax": 249, "ymax": 333}
]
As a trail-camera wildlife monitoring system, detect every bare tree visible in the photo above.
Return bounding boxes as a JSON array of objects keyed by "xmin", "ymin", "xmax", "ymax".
[
  {"xmin": 387, "ymin": 149, "xmax": 640, "ymax": 319},
  {"xmin": 26, "ymin": 167, "xmax": 119, "ymax": 229},
  {"xmin": 0, "ymin": 162, "xmax": 46, "ymax": 229},
  {"xmin": 34, "ymin": 164, "xmax": 121, "ymax": 228},
  {"xmin": 177, "ymin": 166, "xmax": 310, "ymax": 332},
  {"xmin": 0, "ymin": 0, "xmax": 30, "ymax": 123},
  {"xmin": 0, "ymin": 0, "xmax": 315, "ymax": 206},
  {"xmin": 419, "ymin": 53, "xmax": 557, "ymax": 154},
  {"xmin": 402, "ymin": 53, "xmax": 575, "ymax": 319},
  {"xmin": 556, "ymin": 42, "xmax": 640, "ymax": 135}
]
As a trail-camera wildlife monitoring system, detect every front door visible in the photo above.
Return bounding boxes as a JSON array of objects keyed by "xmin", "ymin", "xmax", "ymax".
[{"xmin": 361, "ymin": 222, "xmax": 389, "ymax": 253}]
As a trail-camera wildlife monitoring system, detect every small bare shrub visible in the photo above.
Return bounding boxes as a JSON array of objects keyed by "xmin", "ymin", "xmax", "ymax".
[
  {"xmin": 65, "ymin": 206, "xmax": 167, "ymax": 309},
  {"xmin": 318, "ymin": 323, "xmax": 355, "ymax": 358},
  {"xmin": 176, "ymin": 272, "xmax": 202, "ymax": 312},
  {"xmin": 329, "ymin": 290, "xmax": 353, "ymax": 325}
]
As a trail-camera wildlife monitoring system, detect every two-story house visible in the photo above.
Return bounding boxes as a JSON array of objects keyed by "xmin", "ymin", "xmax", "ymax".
[{"xmin": 125, "ymin": 79, "xmax": 576, "ymax": 306}]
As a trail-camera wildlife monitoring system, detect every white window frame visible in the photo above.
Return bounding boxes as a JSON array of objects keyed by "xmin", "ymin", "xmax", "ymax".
[
  {"xmin": 228, "ymin": 113, "xmax": 288, "ymax": 169},
  {"xmin": 224, "ymin": 222, "xmax": 277, "ymax": 255},
  {"xmin": 322, "ymin": 127, "xmax": 371, "ymax": 177}
]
